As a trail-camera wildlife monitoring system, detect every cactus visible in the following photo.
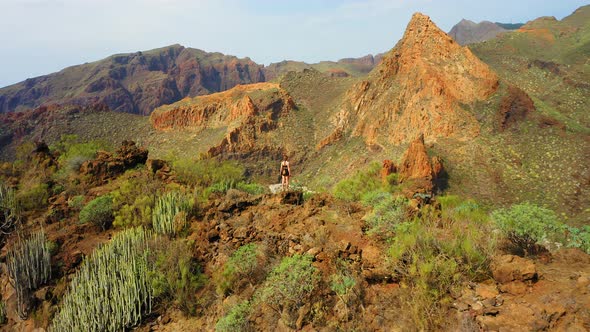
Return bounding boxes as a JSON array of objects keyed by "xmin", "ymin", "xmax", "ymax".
[
  {"xmin": 50, "ymin": 227, "xmax": 155, "ymax": 332},
  {"xmin": 6, "ymin": 230, "xmax": 51, "ymax": 319},
  {"xmin": 0, "ymin": 181, "xmax": 21, "ymax": 234},
  {"xmin": 0, "ymin": 300, "xmax": 6, "ymax": 325},
  {"xmin": 152, "ymin": 191, "xmax": 193, "ymax": 236}
]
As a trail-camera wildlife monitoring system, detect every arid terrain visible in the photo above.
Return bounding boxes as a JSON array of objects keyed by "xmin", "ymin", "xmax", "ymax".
[{"xmin": 0, "ymin": 5, "xmax": 588, "ymax": 332}]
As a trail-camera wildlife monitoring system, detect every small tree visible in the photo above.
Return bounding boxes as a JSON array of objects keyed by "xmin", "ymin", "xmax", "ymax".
[
  {"xmin": 79, "ymin": 195, "xmax": 114, "ymax": 230},
  {"xmin": 492, "ymin": 202, "xmax": 564, "ymax": 255}
]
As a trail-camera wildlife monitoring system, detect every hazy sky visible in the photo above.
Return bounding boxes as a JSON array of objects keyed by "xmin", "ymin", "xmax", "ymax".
[{"xmin": 0, "ymin": 0, "xmax": 587, "ymax": 87}]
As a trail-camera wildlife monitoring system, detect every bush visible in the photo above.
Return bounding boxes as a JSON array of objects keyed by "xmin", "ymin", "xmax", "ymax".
[
  {"xmin": 6, "ymin": 231, "xmax": 52, "ymax": 319},
  {"xmin": 438, "ymin": 195, "xmax": 488, "ymax": 224},
  {"xmin": 215, "ymin": 300, "xmax": 251, "ymax": 332},
  {"xmin": 362, "ymin": 192, "xmax": 407, "ymax": 238},
  {"xmin": 149, "ymin": 239, "xmax": 205, "ymax": 315},
  {"xmin": 111, "ymin": 175, "xmax": 159, "ymax": 228},
  {"xmin": 333, "ymin": 162, "xmax": 381, "ymax": 201},
  {"xmin": 258, "ymin": 254, "xmax": 319, "ymax": 324},
  {"xmin": 235, "ymin": 182, "xmax": 265, "ymax": 195},
  {"xmin": 566, "ymin": 225, "xmax": 590, "ymax": 254},
  {"xmin": 152, "ymin": 191, "xmax": 194, "ymax": 236},
  {"xmin": 50, "ymin": 227, "xmax": 154, "ymax": 332},
  {"xmin": 79, "ymin": 195, "xmax": 114, "ymax": 230},
  {"xmin": 67, "ymin": 195, "xmax": 85, "ymax": 210},
  {"xmin": 173, "ymin": 158, "xmax": 244, "ymax": 189},
  {"xmin": 53, "ymin": 135, "xmax": 107, "ymax": 172},
  {"xmin": 389, "ymin": 211, "xmax": 494, "ymax": 329},
  {"xmin": 491, "ymin": 203, "xmax": 564, "ymax": 255},
  {"xmin": 217, "ymin": 244, "xmax": 262, "ymax": 296},
  {"xmin": 16, "ymin": 183, "xmax": 49, "ymax": 211}
]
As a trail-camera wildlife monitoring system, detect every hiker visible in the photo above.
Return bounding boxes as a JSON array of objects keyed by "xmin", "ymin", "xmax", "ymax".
[{"xmin": 280, "ymin": 154, "xmax": 291, "ymax": 191}]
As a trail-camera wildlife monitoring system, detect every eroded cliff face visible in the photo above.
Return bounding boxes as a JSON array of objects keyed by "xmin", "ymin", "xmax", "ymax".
[
  {"xmin": 150, "ymin": 82, "xmax": 295, "ymax": 156},
  {"xmin": 324, "ymin": 13, "xmax": 499, "ymax": 147}
]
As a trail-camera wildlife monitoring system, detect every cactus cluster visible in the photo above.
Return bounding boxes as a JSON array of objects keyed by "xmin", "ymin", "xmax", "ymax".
[
  {"xmin": 50, "ymin": 227, "xmax": 154, "ymax": 332},
  {"xmin": 6, "ymin": 230, "xmax": 52, "ymax": 319},
  {"xmin": 0, "ymin": 300, "xmax": 6, "ymax": 325},
  {"xmin": 152, "ymin": 191, "xmax": 193, "ymax": 236},
  {"xmin": 0, "ymin": 181, "xmax": 21, "ymax": 234}
]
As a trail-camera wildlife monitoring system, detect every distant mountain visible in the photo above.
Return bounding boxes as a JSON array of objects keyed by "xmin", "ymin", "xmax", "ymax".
[
  {"xmin": 0, "ymin": 45, "xmax": 266, "ymax": 115},
  {"xmin": 449, "ymin": 19, "xmax": 522, "ymax": 45},
  {"xmin": 0, "ymin": 47, "xmax": 381, "ymax": 116},
  {"xmin": 264, "ymin": 53, "xmax": 384, "ymax": 81}
]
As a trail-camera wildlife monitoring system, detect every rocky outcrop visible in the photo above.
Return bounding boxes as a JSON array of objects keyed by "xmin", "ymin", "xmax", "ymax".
[
  {"xmin": 0, "ymin": 45, "xmax": 265, "ymax": 115},
  {"xmin": 497, "ymin": 86, "xmax": 535, "ymax": 130},
  {"xmin": 398, "ymin": 134, "xmax": 444, "ymax": 197},
  {"xmin": 448, "ymin": 19, "xmax": 508, "ymax": 45},
  {"xmin": 79, "ymin": 141, "xmax": 148, "ymax": 185},
  {"xmin": 323, "ymin": 13, "xmax": 499, "ymax": 147},
  {"xmin": 151, "ymin": 82, "xmax": 295, "ymax": 157}
]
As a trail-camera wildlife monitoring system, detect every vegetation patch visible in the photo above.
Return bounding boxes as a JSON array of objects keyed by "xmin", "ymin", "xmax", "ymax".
[{"xmin": 79, "ymin": 195, "xmax": 114, "ymax": 230}]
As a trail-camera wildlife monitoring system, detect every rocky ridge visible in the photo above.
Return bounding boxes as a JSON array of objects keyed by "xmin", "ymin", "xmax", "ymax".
[
  {"xmin": 322, "ymin": 13, "xmax": 499, "ymax": 147},
  {"xmin": 0, "ymin": 45, "xmax": 265, "ymax": 115},
  {"xmin": 150, "ymin": 82, "xmax": 295, "ymax": 158}
]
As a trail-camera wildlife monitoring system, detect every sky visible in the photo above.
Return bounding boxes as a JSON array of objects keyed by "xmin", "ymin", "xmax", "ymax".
[{"xmin": 0, "ymin": 0, "xmax": 587, "ymax": 87}]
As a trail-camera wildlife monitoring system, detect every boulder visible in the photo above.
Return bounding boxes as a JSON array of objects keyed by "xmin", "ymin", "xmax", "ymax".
[{"xmin": 491, "ymin": 255, "xmax": 537, "ymax": 284}]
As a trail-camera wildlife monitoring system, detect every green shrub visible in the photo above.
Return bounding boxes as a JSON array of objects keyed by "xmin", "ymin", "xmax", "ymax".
[
  {"xmin": 389, "ymin": 212, "xmax": 494, "ymax": 329},
  {"xmin": 439, "ymin": 195, "xmax": 488, "ymax": 224},
  {"xmin": 67, "ymin": 195, "xmax": 85, "ymax": 210},
  {"xmin": 7, "ymin": 231, "xmax": 51, "ymax": 319},
  {"xmin": 333, "ymin": 162, "xmax": 381, "ymax": 201},
  {"xmin": 217, "ymin": 244, "xmax": 262, "ymax": 296},
  {"xmin": 111, "ymin": 175, "xmax": 159, "ymax": 228},
  {"xmin": 53, "ymin": 135, "xmax": 107, "ymax": 172},
  {"xmin": 235, "ymin": 182, "xmax": 265, "ymax": 195},
  {"xmin": 16, "ymin": 183, "xmax": 49, "ymax": 211},
  {"xmin": 258, "ymin": 254, "xmax": 319, "ymax": 319},
  {"xmin": 173, "ymin": 158, "xmax": 244, "ymax": 189},
  {"xmin": 152, "ymin": 191, "xmax": 194, "ymax": 236},
  {"xmin": 0, "ymin": 181, "xmax": 21, "ymax": 233},
  {"xmin": 79, "ymin": 195, "xmax": 114, "ymax": 230},
  {"xmin": 491, "ymin": 202, "xmax": 564, "ymax": 255},
  {"xmin": 362, "ymin": 192, "xmax": 407, "ymax": 237},
  {"xmin": 566, "ymin": 225, "xmax": 590, "ymax": 254},
  {"xmin": 215, "ymin": 300, "xmax": 251, "ymax": 332},
  {"xmin": 149, "ymin": 239, "xmax": 205, "ymax": 315}
]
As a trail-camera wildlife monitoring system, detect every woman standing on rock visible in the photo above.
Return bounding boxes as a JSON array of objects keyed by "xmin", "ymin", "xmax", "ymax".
[{"xmin": 280, "ymin": 154, "xmax": 291, "ymax": 191}]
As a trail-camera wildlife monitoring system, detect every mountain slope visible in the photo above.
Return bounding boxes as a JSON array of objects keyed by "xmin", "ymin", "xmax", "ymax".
[
  {"xmin": 0, "ymin": 45, "xmax": 266, "ymax": 115},
  {"xmin": 324, "ymin": 13, "xmax": 498, "ymax": 146}
]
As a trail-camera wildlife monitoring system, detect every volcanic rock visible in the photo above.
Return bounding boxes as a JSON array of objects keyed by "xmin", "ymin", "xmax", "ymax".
[
  {"xmin": 324, "ymin": 12, "xmax": 498, "ymax": 146},
  {"xmin": 398, "ymin": 134, "xmax": 444, "ymax": 197},
  {"xmin": 79, "ymin": 141, "xmax": 148, "ymax": 185}
]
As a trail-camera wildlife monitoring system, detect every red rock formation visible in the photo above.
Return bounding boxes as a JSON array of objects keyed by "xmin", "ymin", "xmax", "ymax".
[
  {"xmin": 79, "ymin": 141, "xmax": 148, "ymax": 186},
  {"xmin": 398, "ymin": 134, "xmax": 444, "ymax": 197},
  {"xmin": 381, "ymin": 160, "xmax": 397, "ymax": 184},
  {"xmin": 150, "ymin": 82, "xmax": 295, "ymax": 156},
  {"xmin": 323, "ymin": 12, "xmax": 499, "ymax": 146}
]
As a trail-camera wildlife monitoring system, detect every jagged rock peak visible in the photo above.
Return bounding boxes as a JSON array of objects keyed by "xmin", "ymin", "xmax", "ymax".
[{"xmin": 334, "ymin": 12, "xmax": 499, "ymax": 145}]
